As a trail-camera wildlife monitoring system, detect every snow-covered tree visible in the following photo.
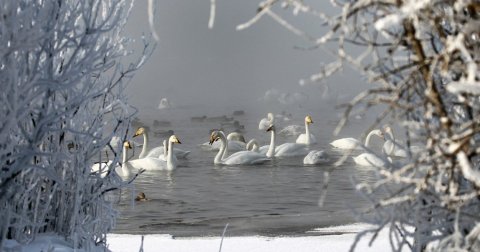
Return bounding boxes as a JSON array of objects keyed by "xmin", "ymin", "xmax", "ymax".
[
  {"xmin": 238, "ymin": 1, "xmax": 480, "ymax": 251},
  {"xmin": 0, "ymin": 0, "xmax": 153, "ymax": 250}
]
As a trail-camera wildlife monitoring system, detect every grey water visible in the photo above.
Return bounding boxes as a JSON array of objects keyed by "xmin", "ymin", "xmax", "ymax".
[{"xmin": 112, "ymin": 103, "xmax": 383, "ymax": 237}]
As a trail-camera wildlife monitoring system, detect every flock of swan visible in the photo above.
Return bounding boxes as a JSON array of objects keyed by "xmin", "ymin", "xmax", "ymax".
[{"xmin": 92, "ymin": 112, "xmax": 418, "ymax": 178}]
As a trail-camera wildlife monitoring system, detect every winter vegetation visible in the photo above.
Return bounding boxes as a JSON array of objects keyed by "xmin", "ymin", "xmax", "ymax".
[
  {"xmin": 0, "ymin": 0, "xmax": 153, "ymax": 250},
  {"xmin": 237, "ymin": 0, "xmax": 480, "ymax": 251}
]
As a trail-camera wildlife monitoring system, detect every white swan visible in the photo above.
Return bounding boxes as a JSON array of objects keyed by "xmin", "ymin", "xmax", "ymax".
[
  {"xmin": 258, "ymin": 112, "xmax": 275, "ymax": 130},
  {"xmin": 200, "ymin": 132, "xmax": 246, "ymax": 155},
  {"xmin": 330, "ymin": 129, "xmax": 384, "ymax": 150},
  {"xmin": 266, "ymin": 125, "xmax": 309, "ymax": 157},
  {"xmin": 134, "ymin": 127, "xmax": 190, "ymax": 159},
  {"xmin": 126, "ymin": 135, "xmax": 181, "ymax": 171},
  {"xmin": 303, "ymin": 150, "xmax": 330, "ymax": 165},
  {"xmin": 278, "ymin": 125, "xmax": 304, "ymax": 137},
  {"xmin": 210, "ymin": 130, "xmax": 270, "ymax": 165},
  {"xmin": 382, "ymin": 126, "xmax": 409, "ymax": 158},
  {"xmin": 91, "ymin": 141, "xmax": 135, "ymax": 178},
  {"xmin": 352, "ymin": 152, "xmax": 389, "ymax": 167},
  {"xmin": 245, "ymin": 138, "xmax": 269, "ymax": 155},
  {"xmin": 295, "ymin": 115, "xmax": 317, "ymax": 145}
]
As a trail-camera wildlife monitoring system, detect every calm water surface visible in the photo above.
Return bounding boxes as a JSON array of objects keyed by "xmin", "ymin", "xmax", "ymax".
[{"xmin": 112, "ymin": 105, "xmax": 381, "ymax": 236}]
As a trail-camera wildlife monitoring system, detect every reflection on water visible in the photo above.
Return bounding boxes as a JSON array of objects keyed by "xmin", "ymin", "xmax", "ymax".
[{"xmin": 112, "ymin": 106, "xmax": 382, "ymax": 236}]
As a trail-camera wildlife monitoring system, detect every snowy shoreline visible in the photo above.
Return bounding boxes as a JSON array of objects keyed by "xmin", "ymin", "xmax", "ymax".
[{"xmin": 3, "ymin": 223, "xmax": 404, "ymax": 252}]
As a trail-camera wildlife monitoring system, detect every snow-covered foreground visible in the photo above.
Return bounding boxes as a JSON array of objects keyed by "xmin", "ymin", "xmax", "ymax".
[{"xmin": 3, "ymin": 223, "xmax": 410, "ymax": 252}]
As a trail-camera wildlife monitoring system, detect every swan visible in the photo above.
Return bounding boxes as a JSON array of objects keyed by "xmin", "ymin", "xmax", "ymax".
[
  {"xmin": 278, "ymin": 125, "xmax": 304, "ymax": 137},
  {"xmin": 266, "ymin": 125, "xmax": 309, "ymax": 157},
  {"xmin": 303, "ymin": 150, "xmax": 330, "ymax": 165},
  {"xmin": 91, "ymin": 141, "xmax": 135, "ymax": 177},
  {"xmin": 210, "ymin": 130, "xmax": 270, "ymax": 165},
  {"xmin": 352, "ymin": 152, "xmax": 390, "ymax": 167},
  {"xmin": 134, "ymin": 127, "xmax": 190, "ymax": 159},
  {"xmin": 245, "ymin": 138, "xmax": 269, "ymax": 155},
  {"xmin": 126, "ymin": 135, "xmax": 181, "ymax": 171},
  {"xmin": 200, "ymin": 132, "xmax": 246, "ymax": 155},
  {"xmin": 330, "ymin": 129, "xmax": 384, "ymax": 150},
  {"xmin": 295, "ymin": 115, "xmax": 317, "ymax": 145},
  {"xmin": 258, "ymin": 113, "xmax": 275, "ymax": 130},
  {"xmin": 382, "ymin": 126, "xmax": 409, "ymax": 158}
]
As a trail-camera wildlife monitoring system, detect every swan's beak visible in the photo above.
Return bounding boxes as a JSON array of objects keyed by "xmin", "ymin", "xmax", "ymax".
[
  {"xmin": 209, "ymin": 135, "xmax": 215, "ymax": 145},
  {"xmin": 124, "ymin": 141, "xmax": 132, "ymax": 149},
  {"xmin": 133, "ymin": 127, "xmax": 144, "ymax": 137},
  {"xmin": 306, "ymin": 116, "xmax": 313, "ymax": 124},
  {"xmin": 266, "ymin": 125, "xmax": 273, "ymax": 132}
]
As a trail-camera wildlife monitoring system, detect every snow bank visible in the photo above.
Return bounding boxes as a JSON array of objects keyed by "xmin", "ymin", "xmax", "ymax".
[
  {"xmin": 106, "ymin": 223, "xmax": 404, "ymax": 252},
  {"xmin": 3, "ymin": 223, "xmax": 407, "ymax": 252}
]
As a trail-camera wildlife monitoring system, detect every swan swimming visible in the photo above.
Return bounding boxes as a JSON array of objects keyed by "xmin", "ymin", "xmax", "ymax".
[
  {"xmin": 295, "ymin": 115, "xmax": 317, "ymax": 145},
  {"xmin": 381, "ymin": 125, "xmax": 422, "ymax": 158},
  {"xmin": 134, "ymin": 127, "xmax": 190, "ymax": 159},
  {"xmin": 91, "ymin": 141, "xmax": 137, "ymax": 178},
  {"xmin": 245, "ymin": 138, "xmax": 269, "ymax": 155},
  {"xmin": 266, "ymin": 125, "xmax": 309, "ymax": 158},
  {"xmin": 303, "ymin": 150, "xmax": 330, "ymax": 165},
  {"xmin": 209, "ymin": 130, "xmax": 270, "ymax": 165},
  {"xmin": 352, "ymin": 152, "xmax": 389, "ymax": 167},
  {"xmin": 200, "ymin": 132, "xmax": 246, "ymax": 156},
  {"xmin": 258, "ymin": 113, "xmax": 275, "ymax": 130},
  {"xmin": 330, "ymin": 129, "xmax": 384, "ymax": 150},
  {"xmin": 126, "ymin": 135, "xmax": 182, "ymax": 171}
]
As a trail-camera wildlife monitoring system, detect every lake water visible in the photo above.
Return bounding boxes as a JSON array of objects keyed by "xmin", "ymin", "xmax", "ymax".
[{"xmin": 111, "ymin": 104, "xmax": 382, "ymax": 237}]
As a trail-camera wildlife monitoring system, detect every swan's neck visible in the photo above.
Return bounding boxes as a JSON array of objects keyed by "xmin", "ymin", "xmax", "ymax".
[
  {"xmin": 167, "ymin": 140, "xmax": 175, "ymax": 170},
  {"xmin": 246, "ymin": 139, "xmax": 259, "ymax": 152},
  {"xmin": 214, "ymin": 133, "xmax": 227, "ymax": 164},
  {"xmin": 121, "ymin": 145, "xmax": 130, "ymax": 176},
  {"xmin": 305, "ymin": 121, "xmax": 311, "ymax": 145},
  {"xmin": 221, "ymin": 133, "xmax": 229, "ymax": 159},
  {"xmin": 364, "ymin": 130, "xmax": 376, "ymax": 148},
  {"xmin": 385, "ymin": 130, "xmax": 395, "ymax": 155},
  {"xmin": 163, "ymin": 140, "xmax": 167, "ymax": 158},
  {"xmin": 266, "ymin": 129, "xmax": 275, "ymax": 158},
  {"xmin": 139, "ymin": 133, "xmax": 148, "ymax": 158},
  {"xmin": 252, "ymin": 141, "xmax": 259, "ymax": 152}
]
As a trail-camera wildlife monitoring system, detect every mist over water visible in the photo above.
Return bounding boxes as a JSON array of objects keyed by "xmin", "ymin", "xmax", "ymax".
[{"xmin": 115, "ymin": 1, "xmax": 383, "ymax": 236}]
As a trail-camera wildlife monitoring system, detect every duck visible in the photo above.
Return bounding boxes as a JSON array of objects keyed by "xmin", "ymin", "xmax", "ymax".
[
  {"xmin": 209, "ymin": 130, "xmax": 270, "ymax": 165},
  {"xmin": 133, "ymin": 127, "xmax": 190, "ymax": 159},
  {"xmin": 135, "ymin": 192, "xmax": 150, "ymax": 201},
  {"xmin": 265, "ymin": 125, "xmax": 309, "ymax": 157},
  {"xmin": 191, "ymin": 115, "xmax": 207, "ymax": 122},
  {"xmin": 303, "ymin": 150, "xmax": 330, "ymax": 165},
  {"xmin": 295, "ymin": 115, "xmax": 317, "ymax": 145},
  {"xmin": 330, "ymin": 129, "xmax": 384, "ymax": 150},
  {"xmin": 126, "ymin": 135, "xmax": 182, "ymax": 171}
]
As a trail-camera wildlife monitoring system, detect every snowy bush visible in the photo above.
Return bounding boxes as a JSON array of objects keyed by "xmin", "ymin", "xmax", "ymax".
[
  {"xmin": 239, "ymin": 0, "xmax": 480, "ymax": 251},
  {"xmin": 0, "ymin": 0, "xmax": 153, "ymax": 250}
]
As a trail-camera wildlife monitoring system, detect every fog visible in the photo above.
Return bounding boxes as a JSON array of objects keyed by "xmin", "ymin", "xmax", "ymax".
[{"xmin": 124, "ymin": 0, "xmax": 369, "ymax": 117}]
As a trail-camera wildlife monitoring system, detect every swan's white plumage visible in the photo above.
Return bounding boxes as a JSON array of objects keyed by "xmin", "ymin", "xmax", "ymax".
[
  {"xmin": 134, "ymin": 127, "xmax": 190, "ymax": 159},
  {"xmin": 303, "ymin": 150, "xmax": 330, "ymax": 164},
  {"xmin": 258, "ymin": 113, "xmax": 275, "ymax": 130},
  {"xmin": 330, "ymin": 129, "xmax": 384, "ymax": 150},
  {"xmin": 353, "ymin": 153, "xmax": 389, "ymax": 167},
  {"xmin": 210, "ymin": 131, "xmax": 270, "ymax": 165},
  {"xmin": 295, "ymin": 115, "xmax": 317, "ymax": 145},
  {"xmin": 246, "ymin": 139, "xmax": 269, "ymax": 155},
  {"xmin": 265, "ymin": 125, "xmax": 309, "ymax": 157},
  {"xmin": 126, "ymin": 135, "xmax": 182, "ymax": 171}
]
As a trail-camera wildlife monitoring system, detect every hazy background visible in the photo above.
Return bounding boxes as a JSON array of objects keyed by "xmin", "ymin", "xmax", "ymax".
[{"xmin": 122, "ymin": 0, "xmax": 371, "ymax": 118}]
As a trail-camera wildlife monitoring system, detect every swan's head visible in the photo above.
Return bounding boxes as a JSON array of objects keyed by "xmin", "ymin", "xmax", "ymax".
[
  {"xmin": 123, "ymin": 141, "xmax": 133, "ymax": 149},
  {"xmin": 209, "ymin": 131, "xmax": 221, "ymax": 145},
  {"xmin": 383, "ymin": 125, "xmax": 393, "ymax": 133},
  {"xmin": 371, "ymin": 129, "xmax": 384, "ymax": 139},
  {"xmin": 267, "ymin": 113, "xmax": 274, "ymax": 121},
  {"xmin": 305, "ymin": 115, "xmax": 313, "ymax": 124},
  {"xmin": 133, "ymin": 127, "xmax": 145, "ymax": 137},
  {"xmin": 266, "ymin": 124, "xmax": 275, "ymax": 132},
  {"xmin": 169, "ymin": 135, "xmax": 181, "ymax": 144}
]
